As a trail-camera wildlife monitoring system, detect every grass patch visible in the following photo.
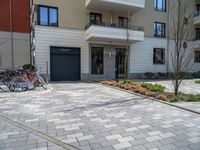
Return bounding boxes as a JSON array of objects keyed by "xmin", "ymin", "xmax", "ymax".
[
  {"xmin": 140, "ymin": 82, "xmax": 165, "ymax": 93},
  {"xmin": 167, "ymin": 93, "xmax": 200, "ymax": 102},
  {"xmin": 195, "ymin": 80, "xmax": 200, "ymax": 84}
]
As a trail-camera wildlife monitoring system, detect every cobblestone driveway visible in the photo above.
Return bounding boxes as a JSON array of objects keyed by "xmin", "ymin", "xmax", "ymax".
[{"xmin": 0, "ymin": 82, "xmax": 200, "ymax": 150}]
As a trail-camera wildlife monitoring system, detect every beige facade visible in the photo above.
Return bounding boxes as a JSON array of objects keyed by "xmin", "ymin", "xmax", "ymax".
[
  {"xmin": 33, "ymin": 0, "xmax": 167, "ymax": 38},
  {"xmin": 32, "ymin": 0, "xmax": 200, "ymax": 80}
]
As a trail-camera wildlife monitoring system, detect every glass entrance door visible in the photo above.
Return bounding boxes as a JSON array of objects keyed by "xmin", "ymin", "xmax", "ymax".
[{"xmin": 115, "ymin": 48, "xmax": 127, "ymax": 79}]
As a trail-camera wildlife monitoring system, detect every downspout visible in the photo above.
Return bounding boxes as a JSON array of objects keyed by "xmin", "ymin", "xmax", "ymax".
[
  {"xmin": 29, "ymin": 0, "xmax": 32, "ymax": 65},
  {"xmin": 166, "ymin": 0, "xmax": 170, "ymax": 73},
  {"xmin": 30, "ymin": 0, "xmax": 35, "ymax": 65},
  {"xmin": 9, "ymin": 0, "xmax": 14, "ymax": 69}
]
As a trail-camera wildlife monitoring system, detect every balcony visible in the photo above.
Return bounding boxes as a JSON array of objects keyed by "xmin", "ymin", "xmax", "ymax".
[
  {"xmin": 85, "ymin": 0, "xmax": 145, "ymax": 13},
  {"xmin": 194, "ymin": 12, "xmax": 200, "ymax": 25},
  {"xmin": 85, "ymin": 22, "xmax": 144, "ymax": 44}
]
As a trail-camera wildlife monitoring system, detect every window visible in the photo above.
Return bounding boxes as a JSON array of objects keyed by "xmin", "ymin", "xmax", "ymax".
[
  {"xmin": 38, "ymin": 6, "xmax": 58, "ymax": 26},
  {"xmin": 196, "ymin": 4, "xmax": 200, "ymax": 16},
  {"xmin": 91, "ymin": 47, "xmax": 104, "ymax": 74},
  {"xmin": 194, "ymin": 50, "xmax": 200, "ymax": 63},
  {"xmin": 118, "ymin": 17, "xmax": 128, "ymax": 28},
  {"xmin": 153, "ymin": 48, "xmax": 165, "ymax": 64},
  {"xmin": 90, "ymin": 13, "xmax": 102, "ymax": 25},
  {"xmin": 154, "ymin": 22, "xmax": 166, "ymax": 38},
  {"xmin": 154, "ymin": 0, "xmax": 166, "ymax": 12},
  {"xmin": 196, "ymin": 28, "xmax": 200, "ymax": 40}
]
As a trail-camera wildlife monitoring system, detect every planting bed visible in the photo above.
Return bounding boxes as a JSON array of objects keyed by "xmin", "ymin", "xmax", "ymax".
[{"xmin": 99, "ymin": 80, "xmax": 200, "ymax": 102}]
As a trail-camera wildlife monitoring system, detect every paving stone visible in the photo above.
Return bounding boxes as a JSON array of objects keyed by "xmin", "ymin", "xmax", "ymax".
[
  {"xmin": 113, "ymin": 142, "xmax": 132, "ymax": 150},
  {"xmin": 1, "ymin": 82, "xmax": 200, "ymax": 150},
  {"xmin": 146, "ymin": 136, "xmax": 162, "ymax": 142}
]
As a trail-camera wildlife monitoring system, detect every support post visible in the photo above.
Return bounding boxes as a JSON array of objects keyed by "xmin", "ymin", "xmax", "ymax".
[{"xmin": 46, "ymin": 61, "xmax": 49, "ymax": 84}]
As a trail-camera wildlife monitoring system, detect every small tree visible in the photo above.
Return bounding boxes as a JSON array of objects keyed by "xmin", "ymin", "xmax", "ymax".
[
  {"xmin": 168, "ymin": 0, "xmax": 195, "ymax": 95},
  {"xmin": 124, "ymin": 11, "xmax": 133, "ymax": 79}
]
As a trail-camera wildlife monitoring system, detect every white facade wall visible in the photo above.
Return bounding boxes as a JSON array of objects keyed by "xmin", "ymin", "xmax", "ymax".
[
  {"xmin": 192, "ymin": 40, "xmax": 200, "ymax": 72},
  {"xmin": 34, "ymin": 26, "xmax": 89, "ymax": 75},
  {"xmin": 34, "ymin": 26, "xmax": 200, "ymax": 79},
  {"xmin": 0, "ymin": 31, "xmax": 30, "ymax": 69},
  {"xmin": 129, "ymin": 37, "xmax": 168, "ymax": 73}
]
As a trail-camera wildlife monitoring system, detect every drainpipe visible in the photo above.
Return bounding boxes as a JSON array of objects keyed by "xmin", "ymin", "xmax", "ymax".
[
  {"xmin": 166, "ymin": 0, "xmax": 170, "ymax": 74},
  {"xmin": 9, "ymin": 0, "xmax": 14, "ymax": 69},
  {"xmin": 30, "ymin": 0, "xmax": 34, "ymax": 65},
  {"xmin": 111, "ymin": 13, "xmax": 113, "ymax": 25}
]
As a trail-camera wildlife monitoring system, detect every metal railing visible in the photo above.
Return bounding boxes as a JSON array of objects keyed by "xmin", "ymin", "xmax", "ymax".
[{"xmin": 85, "ymin": 22, "xmax": 144, "ymax": 31}]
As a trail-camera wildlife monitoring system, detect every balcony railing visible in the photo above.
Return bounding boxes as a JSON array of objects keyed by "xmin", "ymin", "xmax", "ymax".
[
  {"xmin": 85, "ymin": 22, "xmax": 144, "ymax": 43},
  {"xmin": 85, "ymin": 22, "xmax": 144, "ymax": 32}
]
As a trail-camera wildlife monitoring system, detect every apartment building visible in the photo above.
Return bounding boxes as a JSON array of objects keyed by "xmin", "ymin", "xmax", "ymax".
[
  {"xmin": 194, "ymin": 0, "xmax": 200, "ymax": 69},
  {"xmin": 0, "ymin": 0, "xmax": 31, "ymax": 69},
  {"xmin": 31, "ymin": 0, "xmax": 200, "ymax": 81}
]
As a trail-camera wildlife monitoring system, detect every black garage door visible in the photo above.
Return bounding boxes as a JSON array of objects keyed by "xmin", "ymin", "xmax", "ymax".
[{"xmin": 50, "ymin": 47, "xmax": 80, "ymax": 81}]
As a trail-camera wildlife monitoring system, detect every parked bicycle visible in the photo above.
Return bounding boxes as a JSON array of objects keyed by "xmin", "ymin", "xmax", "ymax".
[
  {"xmin": 0, "ymin": 70, "xmax": 12, "ymax": 92},
  {"xmin": 8, "ymin": 69, "xmax": 30, "ymax": 91},
  {"xmin": 25, "ymin": 69, "xmax": 47, "ymax": 90},
  {"xmin": 0, "ymin": 65, "xmax": 47, "ymax": 92}
]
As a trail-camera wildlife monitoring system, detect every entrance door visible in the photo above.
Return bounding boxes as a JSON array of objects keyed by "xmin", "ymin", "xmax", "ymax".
[{"xmin": 115, "ymin": 48, "xmax": 127, "ymax": 79}]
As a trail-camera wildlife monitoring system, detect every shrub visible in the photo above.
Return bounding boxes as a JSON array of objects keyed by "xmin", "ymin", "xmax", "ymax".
[
  {"xmin": 132, "ymin": 83, "xmax": 142, "ymax": 90},
  {"xmin": 144, "ymin": 72, "xmax": 154, "ymax": 79},
  {"xmin": 145, "ymin": 91, "xmax": 156, "ymax": 97},
  {"xmin": 140, "ymin": 82, "xmax": 165, "ymax": 93},
  {"xmin": 138, "ymin": 89, "xmax": 147, "ymax": 95},
  {"xmin": 192, "ymin": 71, "xmax": 200, "ymax": 78},
  {"xmin": 158, "ymin": 72, "xmax": 167, "ymax": 79},
  {"xmin": 195, "ymin": 80, "xmax": 200, "ymax": 84},
  {"xmin": 180, "ymin": 72, "xmax": 193, "ymax": 79},
  {"xmin": 22, "ymin": 64, "xmax": 36, "ymax": 71},
  {"xmin": 187, "ymin": 95, "xmax": 200, "ymax": 102},
  {"xmin": 170, "ymin": 95, "xmax": 182, "ymax": 102},
  {"xmin": 156, "ymin": 94, "xmax": 168, "ymax": 101}
]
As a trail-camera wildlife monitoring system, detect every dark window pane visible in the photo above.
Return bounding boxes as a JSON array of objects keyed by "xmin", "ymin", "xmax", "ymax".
[
  {"xmin": 155, "ymin": 0, "xmax": 166, "ymax": 11},
  {"xmin": 154, "ymin": 22, "xmax": 165, "ymax": 38},
  {"xmin": 118, "ymin": 17, "xmax": 128, "ymax": 28},
  {"xmin": 91, "ymin": 47, "xmax": 104, "ymax": 74},
  {"xmin": 38, "ymin": 6, "xmax": 58, "ymax": 27},
  {"xmin": 195, "ymin": 51, "xmax": 200, "ymax": 63},
  {"xmin": 90, "ymin": 13, "xmax": 102, "ymax": 25},
  {"xmin": 154, "ymin": 48, "xmax": 165, "ymax": 64},
  {"xmin": 49, "ymin": 8, "xmax": 58, "ymax": 26},
  {"xmin": 195, "ymin": 28, "xmax": 200, "ymax": 40},
  {"xmin": 39, "ymin": 7, "xmax": 48, "ymax": 25}
]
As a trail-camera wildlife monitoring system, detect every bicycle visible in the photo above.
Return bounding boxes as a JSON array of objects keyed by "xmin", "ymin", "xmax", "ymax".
[
  {"xmin": 0, "ymin": 70, "xmax": 12, "ymax": 92},
  {"xmin": 25, "ymin": 70, "xmax": 47, "ymax": 90},
  {"xmin": 8, "ymin": 69, "xmax": 30, "ymax": 92}
]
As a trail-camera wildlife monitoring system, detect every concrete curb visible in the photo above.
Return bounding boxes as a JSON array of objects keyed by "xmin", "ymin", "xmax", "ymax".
[{"xmin": 98, "ymin": 83, "xmax": 200, "ymax": 115}]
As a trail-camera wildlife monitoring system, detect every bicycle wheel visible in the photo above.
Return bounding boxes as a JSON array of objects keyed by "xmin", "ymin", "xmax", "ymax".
[
  {"xmin": 0, "ymin": 78, "xmax": 9, "ymax": 92},
  {"xmin": 38, "ymin": 76, "xmax": 47, "ymax": 90},
  {"xmin": 9, "ymin": 83, "xmax": 16, "ymax": 92}
]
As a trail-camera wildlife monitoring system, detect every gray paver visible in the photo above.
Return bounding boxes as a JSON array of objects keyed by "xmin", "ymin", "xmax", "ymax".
[{"xmin": 0, "ymin": 82, "xmax": 200, "ymax": 150}]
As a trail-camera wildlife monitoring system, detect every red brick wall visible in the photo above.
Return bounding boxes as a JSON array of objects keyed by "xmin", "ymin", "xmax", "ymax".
[{"xmin": 0, "ymin": 0, "xmax": 30, "ymax": 33}]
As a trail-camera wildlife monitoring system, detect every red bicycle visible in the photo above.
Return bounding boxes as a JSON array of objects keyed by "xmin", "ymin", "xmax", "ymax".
[{"xmin": 25, "ymin": 70, "xmax": 47, "ymax": 90}]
